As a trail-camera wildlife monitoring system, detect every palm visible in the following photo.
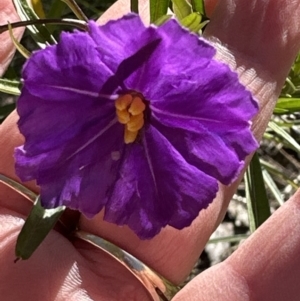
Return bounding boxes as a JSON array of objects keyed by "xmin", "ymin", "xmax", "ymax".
[{"xmin": 1, "ymin": 0, "xmax": 300, "ymax": 301}]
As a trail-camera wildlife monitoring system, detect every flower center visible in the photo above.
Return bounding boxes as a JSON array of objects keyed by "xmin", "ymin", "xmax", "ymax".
[{"xmin": 115, "ymin": 93, "xmax": 146, "ymax": 144}]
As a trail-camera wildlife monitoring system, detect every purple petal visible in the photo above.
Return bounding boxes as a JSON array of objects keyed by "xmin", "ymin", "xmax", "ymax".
[
  {"xmin": 104, "ymin": 126, "xmax": 218, "ymax": 239},
  {"xmin": 123, "ymin": 18, "xmax": 215, "ymax": 99},
  {"xmin": 88, "ymin": 15, "xmax": 145, "ymax": 67},
  {"xmin": 151, "ymin": 117, "xmax": 245, "ymax": 185},
  {"xmin": 16, "ymin": 120, "xmax": 125, "ymax": 214},
  {"xmin": 22, "ymin": 29, "xmax": 119, "ymax": 99},
  {"xmin": 15, "ymin": 14, "xmax": 259, "ymax": 240}
]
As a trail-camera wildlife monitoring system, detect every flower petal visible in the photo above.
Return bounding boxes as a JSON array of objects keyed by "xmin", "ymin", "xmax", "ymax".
[
  {"xmin": 151, "ymin": 117, "xmax": 246, "ymax": 185},
  {"xmin": 104, "ymin": 126, "xmax": 218, "ymax": 239},
  {"xmin": 22, "ymin": 29, "xmax": 120, "ymax": 99},
  {"xmin": 88, "ymin": 15, "xmax": 146, "ymax": 69},
  {"xmin": 123, "ymin": 18, "xmax": 216, "ymax": 99},
  {"xmin": 16, "ymin": 121, "xmax": 125, "ymax": 215}
]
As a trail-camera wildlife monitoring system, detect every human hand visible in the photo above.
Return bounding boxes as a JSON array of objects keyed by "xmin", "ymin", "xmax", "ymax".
[{"xmin": 1, "ymin": 0, "xmax": 300, "ymax": 300}]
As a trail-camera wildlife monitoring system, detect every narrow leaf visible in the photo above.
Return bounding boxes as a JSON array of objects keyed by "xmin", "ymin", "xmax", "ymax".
[
  {"xmin": 150, "ymin": 0, "xmax": 170, "ymax": 23},
  {"xmin": 15, "ymin": 196, "xmax": 65, "ymax": 260},
  {"xmin": 0, "ymin": 78, "xmax": 21, "ymax": 95},
  {"xmin": 31, "ymin": 0, "xmax": 46, "ymax": 18},
  {"xmin": 190, "ymin": 0, "xmax": 206, "ymax": 16},
  {"xmin": 172, "ymin": 0, "xmax": 192, "ymax": 20},
  {"xmin": 274, "ymin": 97, "xmax": 300, "ymax": 115},
  {"xmin": 260, "ymin": 159, "xmax": 299, "ymax": 190},
  {"xmin": 180, "ymin": 12, "xmax": 202, "ymax": 33},
  {"xmin": 245, "ymin": 152, "xmax": 271, "ymax": 233},
  {"xmin": 13, "ymin": 0, "xmax": 56, "ymax": 48},
  {"xmin": 154, "ymin": 14, "xmax": 172, "ymax": 26},
  {"xmin": 208, "ymin": 234, "xmax": 249, "ymax": 244},
  {"xmin": 262, "ymin": 169, "xmax": 285, "ymax": 206},
  {"xmin": 8, "ymin": 23, "xmax": 31, "ymax": 59},
  {"xmin": 268, "ymin": 121, "xmax": 300, "ymax": 153},
  {"xmin": 293, "ymin": 53, "xmax": 300, "ymax": 75}
]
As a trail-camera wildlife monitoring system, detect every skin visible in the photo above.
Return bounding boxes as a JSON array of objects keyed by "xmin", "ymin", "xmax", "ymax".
[{"xmin": 0, "ymin": 0, "xmax": 300, "ymax": 300}]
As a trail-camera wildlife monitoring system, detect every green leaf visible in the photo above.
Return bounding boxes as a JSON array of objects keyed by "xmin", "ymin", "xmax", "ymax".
[
  {"xmin": 172, "ymin": 0, "xmax": 192, "ymax": 20},
  {"xmin": 268, "ymin": 121, "xmax": 300, "ymax": 154},
  {"xmin": 0, "ymin": 78, "xmax": 21, "ymax": 95},
  {"xmin": 274, "ymin": 97, "xmax": 300, "ymax": 115},
  {"xmin": 0, "ymin": 103, "xmax": 16, "ymax": 122},
  {"xmin": 150, "ymin": 0, "xmax": 170, "ymax": 23},
  {"xmin": 48, "ymin": 0, "xmax": 67, "ymax": 18},
  {"xmin": 15, "ymin": 196, "xmax": 65, "ymax": 260},
  {"xmin": 190, "ymin": 0, "xmax": 206, "ymax": 16},
  {"xmin": 260, "ymin": 159, "xmax": 299, "ymax": 190},
  {"xmin": 293, "ymin": 53, "xmax": 300, "ymax": 75},
  {"xmin": 245, "ymin": 152, "xmax": 271, "ymax": 233},
  {"xmin": 31, "ymin": 0, "xmax": 46, "ymax": 18},
  {"xmin": 154, "ymin": 14, "xmax": 172, "ymax": 26},
  {"xmin": 13, "ymin": 0, "xmax": 56, "ymax": 48},
  {"xmin": 180, "ymin": 12, "xmax": 202, "ymax": 33},
  {"xmin": 8, "ymin": 23, "xmax": 31, "ymax": 59},
  {"xmin": 262, "ymin": 168, "xmax": 285, "ymax": 206},
  {"xmin": 131, "ymin": 0, "xmax": 139, "ymax": 14},
  {"xmin": 208, "ymin": 234, "xmax": 249, "ymax": 244}
]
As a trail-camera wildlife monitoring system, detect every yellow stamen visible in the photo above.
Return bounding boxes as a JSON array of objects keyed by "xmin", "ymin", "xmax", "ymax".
[
  {"xmin": 126, "ymin": 113, "xmax": 144, "ymax": 132},
  {"xmin": 116, "ymin": 109, "xmax": 130, "ymax": 124},
  {"xmin": 115, "ymin": 93, "xmax": 147, "ymax": 144},
  {"xmin": 128, "ymin": 96, "xmax": 146, "ymax": 116},
  {"xmin": 115, "ymin": 94, "xmax": 133, "ymax": 111},
  {"xmin": 124, "ymin": 127, "xmax": 138, "ymax": 144}
]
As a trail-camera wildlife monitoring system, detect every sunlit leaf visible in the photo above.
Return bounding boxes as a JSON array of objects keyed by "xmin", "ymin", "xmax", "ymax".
[
  {"xmin": 8, "ymin": 23, "xmax": 31, "ymax": 59},
  {"xmin": 268, "ymin": 121, "xmax": 300, "ymax": 153},
  {"xmin": 13, "ymin": 0, "xmax": 56, "ymax": 48},
  {"xmin": 154, "ymin": 14, "xmax": 172, "ymax": 26},
  {"xmin": 274, "ymin": 97, "xmax": 300, "ymax": 115},
  {"xmin": 260, "ymin": 159, "xmax": 299, "ymax": 190},
  {"xmin": 180, "ymin": 12, "xmax": 202, "ymax": 33},
  {"xmin": 208, "ymin": 234, "xmax": 249, "ymax": 244},
  {"xmin": 0, "ymin": 78, "xmax": 21, "ymax": 95},
  {"xmin": 172, "ymin": 0, "xmax": 192, "ymax": 20},
  {"xmin": 262, "ymin": 168, "xmax": 285, "ymax": 206},
  {"xmin": 31, "ymin": 0, "xmax": 46, "ymax": 18},
  {"xmin": 293, "ymin": 53, "xmax": 300, "ymax": 75}
]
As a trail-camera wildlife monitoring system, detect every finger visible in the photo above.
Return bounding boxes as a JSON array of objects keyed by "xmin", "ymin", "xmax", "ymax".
[
  {"xmin": 0, "ymin": 0, "xmax": 25, "ymax": 75},
  {"xmin": 0, "ymin": 209, "xmax": 151, "ymax": 301},
  {"xmin": 204, "ymin": 0, "xmax": 300, "ymax": 140},
  {"xmin": 172, "ymin": 189, "xmax": 300, "ymax": 301},
  {"xmin": 204, "ymin": 0, "xmax": 218, "ymax": 17},
  {"xmin": 0, "ymin": 112, "xmax": 35, "ymax": 215},
  {"xmin": 79, "ymin": 0, "xmax": 300, "ymax": 284}
]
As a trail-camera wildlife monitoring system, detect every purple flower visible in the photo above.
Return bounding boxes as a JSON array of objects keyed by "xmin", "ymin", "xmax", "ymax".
[{"xmin": 15, "ymin": 14, "xmax": 258, "ymax": 239}]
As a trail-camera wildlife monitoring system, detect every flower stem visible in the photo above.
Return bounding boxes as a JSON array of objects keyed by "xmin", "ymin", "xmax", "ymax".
[{"xmin": 0, "ymin": 18, "xmax": 87, "ymax": 34}]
